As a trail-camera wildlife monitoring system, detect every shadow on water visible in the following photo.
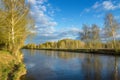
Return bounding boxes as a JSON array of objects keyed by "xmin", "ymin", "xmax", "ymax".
[{"xmin": 22, "ymin": 49, "xmax": 120, "ymax": 80}]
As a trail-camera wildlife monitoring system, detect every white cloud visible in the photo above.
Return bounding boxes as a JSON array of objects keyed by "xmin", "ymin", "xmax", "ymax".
[
  {"xmin": 102, "ymin": 1, "xmax": 116, "ymax": 10},
  {"xmin": 29, "ymin": 0, "xmax": 57, "ymax": 36},
  {"xmin": 80, "ymin": 1, "xmax": 120, "ymax": 17},
  {"xmin": 92, "ymin": 2, "xmax": 101, "ymax": 9},
  {"xmin": 27, "ymin": 27, "xmax": 81, "ymax": 44},
  {"xmin": 29, "ymin": 0, "xmax": 36, "ymax": 4},
  {"xmin": 94, "ymin": 13, "xmax": 104, "ymax": 18},
  {"xmin": 29, "ymin": 0, "xmax": 47, "ymax": 5},
  {"xmin": 80, "ymin": 8, "xmax": 90, "ymax": 17},
  {"xmin": 115, "ymin": 16, "xmax": 120, "ymax": 20},
  {"xmin": 93, "ymin": 1, "xmax": 120, "ymax": 11}
]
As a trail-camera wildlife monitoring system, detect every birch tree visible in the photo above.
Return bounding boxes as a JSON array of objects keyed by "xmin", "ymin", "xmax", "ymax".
[
  {"xmin": 0, "ymin": 0, "xmax": 34, "ymax": 54},
  {"xmin": 104, "ymin": 13, "xmax": 119, "ymax": 51},
  {"xmin": 80, "ymin": 24, "xmax": 91, "ymax": 48},
  {"xmin": 91, "ymin": 24, "xmax": 101, "ymax": 49},
  {"xmin": 80, "ymin": 24, "xmax": 89, "ymax": 41}
]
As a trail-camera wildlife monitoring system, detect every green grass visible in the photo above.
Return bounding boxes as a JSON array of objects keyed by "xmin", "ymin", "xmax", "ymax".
[{"xmin": 0, "ymin": 50, "xmax": 26, "ymax": 80}]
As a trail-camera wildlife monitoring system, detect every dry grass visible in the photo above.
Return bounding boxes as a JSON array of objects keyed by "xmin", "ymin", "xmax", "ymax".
[
  {"xmin": 0, "ymin": 51, "xmax": 15, "ymax": 65},
  {"xmin": 0, "ymin": 51, "xmax": 26, "ymax": 80}
]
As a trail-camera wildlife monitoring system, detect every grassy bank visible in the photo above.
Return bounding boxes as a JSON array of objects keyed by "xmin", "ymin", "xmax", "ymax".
[
  {"xmin": 0, "ymin": 50, "xmax": 26, "ymax": 80},
  {"xmin": 25, "ymin": 48, "xmax": 120, "ymax": 56}
]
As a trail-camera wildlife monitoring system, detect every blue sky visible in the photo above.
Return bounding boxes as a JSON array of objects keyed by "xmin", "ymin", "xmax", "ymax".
[{"xmin": 27, "ymin": 0, "xmax": 120, "ymax": 44}]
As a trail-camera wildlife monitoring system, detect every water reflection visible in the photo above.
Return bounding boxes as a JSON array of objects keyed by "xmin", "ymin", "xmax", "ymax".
[
  {"xmin": 39, "ymin": 50, "xmax": 85, "ymax": 59},
  {"xmin": 22, "ymin": 49, "xmax": 120, "ymax": 80},
  {"xmin": 114, "ymin": 57, "xmax": 119, "ymax": 80}
]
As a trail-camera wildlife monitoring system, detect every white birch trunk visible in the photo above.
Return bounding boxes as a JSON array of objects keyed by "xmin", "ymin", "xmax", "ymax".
[{"xmin": 11, "ymin": 1, "xmax": 15, "ymax": 53}]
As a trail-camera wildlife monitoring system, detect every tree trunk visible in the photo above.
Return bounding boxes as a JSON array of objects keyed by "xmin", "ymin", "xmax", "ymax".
[
  {"xmin": 113, "ymin": 32, "xmax": 117, "ymax": 52},
  {"xmin": 11, "ymin": 1, "xmax": 15, "ymax": 54}
]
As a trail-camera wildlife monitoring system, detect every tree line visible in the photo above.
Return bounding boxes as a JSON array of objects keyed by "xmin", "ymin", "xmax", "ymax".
[
  {"xmin": 80, "ymin": 13, "xmax": 120, "ymax": 51},
  {"xmin": 24, "ymin": 13, "xmax": 120, "ymax": 52},
  {"xmin": 24, "ymin": 38, "xmax": 120, "ymax": 50},
  {"xmin": 24, "ymin": 39, "xmax": 85, "ymax": 49}
]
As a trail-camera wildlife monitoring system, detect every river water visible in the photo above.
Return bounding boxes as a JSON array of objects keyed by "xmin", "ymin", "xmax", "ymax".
[{"xmin": 22, "ymin": 49, "xmax": 120, "ymax": 80}]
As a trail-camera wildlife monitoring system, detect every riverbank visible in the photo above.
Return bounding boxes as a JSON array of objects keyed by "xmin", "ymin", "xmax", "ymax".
[
  {"xmin": 24, "ymin": 48, "xmax": 120, "ymax": 56},
  {"xmin": 0, "ymin": 50, "xmax": 26, "ymax": 80}
]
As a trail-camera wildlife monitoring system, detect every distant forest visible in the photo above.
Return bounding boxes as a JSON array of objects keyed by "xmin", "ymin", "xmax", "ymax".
[
  {"xmin": 24, "ymin": 38, "xmax": 120, "ymax": 49},
  {"xmin": 24, "ymin": 13, "xmax": 120, "ymax": 51}
]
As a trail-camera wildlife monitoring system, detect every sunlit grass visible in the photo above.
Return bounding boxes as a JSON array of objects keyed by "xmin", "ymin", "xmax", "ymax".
[
  {"xmin": 0, "ymin": 51, "xmax": 26, "ymax": 80},
  {"xmin": 0, "ymin": 51, "xmax": 14, "ymax": 80},
  {"xmin": 0, "ymin": 51, "xmax": 15, "ymax": 64}
]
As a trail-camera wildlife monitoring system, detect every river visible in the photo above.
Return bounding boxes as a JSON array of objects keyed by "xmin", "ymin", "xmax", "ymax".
[{"xmin": 22, "ymin": 49, "xmax": 120, "ymax": 80}]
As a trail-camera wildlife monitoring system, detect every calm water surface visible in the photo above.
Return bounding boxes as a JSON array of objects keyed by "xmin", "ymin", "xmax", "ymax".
[{"xmin": 22, "ymin": 49, "xmax": 120, "ymax": 80}]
